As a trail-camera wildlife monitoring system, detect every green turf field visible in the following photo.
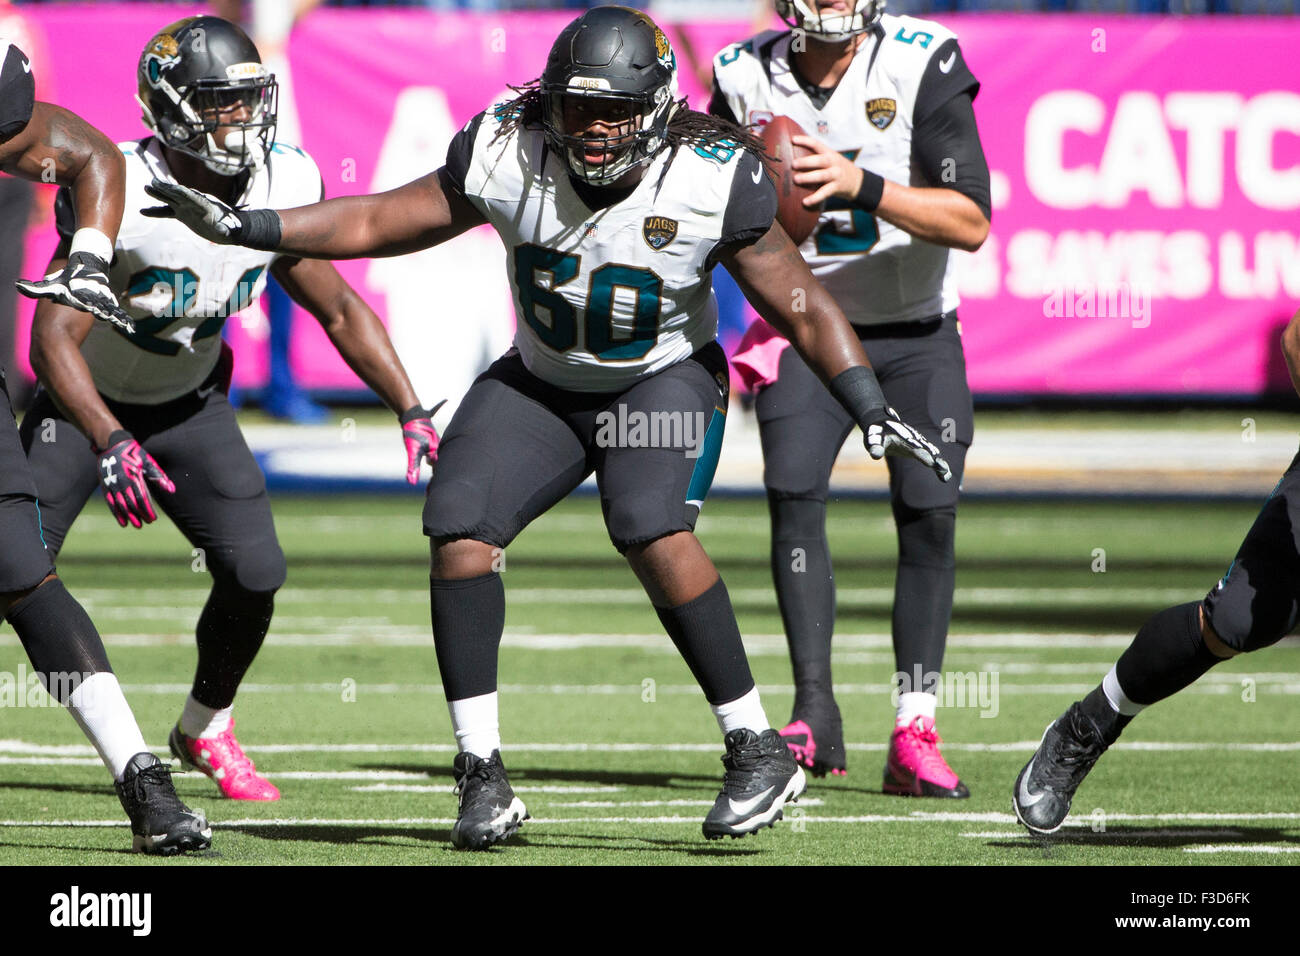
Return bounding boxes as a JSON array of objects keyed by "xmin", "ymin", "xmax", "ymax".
[{"xmin": 1, "ymin": 493, "xmax": 1296, "ymax": 865}]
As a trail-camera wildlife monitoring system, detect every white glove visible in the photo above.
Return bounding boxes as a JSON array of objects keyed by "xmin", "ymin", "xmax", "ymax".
[
  {"xmin": 16, "ymin": 228, "xmax": 134, "ymax": 333},
  {"xmin": 864, "ymin": 406, "xmax": 953, "ymax": 483}
]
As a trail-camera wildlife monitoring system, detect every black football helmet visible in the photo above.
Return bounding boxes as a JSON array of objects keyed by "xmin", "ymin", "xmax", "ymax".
[
  {"xmin": 539, "ymin": 6, "xmax": 678, "ymax": 186},
  {"xmin": 137, "ymin": 16, "xmax": 277, "ymax": 176}
]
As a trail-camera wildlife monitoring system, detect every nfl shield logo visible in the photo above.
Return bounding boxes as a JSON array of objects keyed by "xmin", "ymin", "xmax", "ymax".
[
  {"xmin": 816, "ymin": 120, "xmax": 829, "ymax": 135},
  {"xmin": 866, "ymin": 98, "xmax": 897, "ymax": 130},
  {"xmin": 642, "ymin": 216, "xmax": 678, "ymax": 251}
]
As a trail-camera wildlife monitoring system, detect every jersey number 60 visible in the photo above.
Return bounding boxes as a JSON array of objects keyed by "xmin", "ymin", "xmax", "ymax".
[{"xmin": 514, "ymin": 244, "xmax": 663, "ymax": 361}]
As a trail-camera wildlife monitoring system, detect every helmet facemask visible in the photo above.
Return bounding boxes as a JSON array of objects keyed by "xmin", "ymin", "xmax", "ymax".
[
  {"xmin": 139, "ymin": 66, "xmax": 278, "ymax": 177},
  {"xmin": 775, "ymin": 0, "xmax": 886, "ymax": 43},
  {"xmin": 541, "ymin": 83, "xmax": 674, "ymax": 187}
]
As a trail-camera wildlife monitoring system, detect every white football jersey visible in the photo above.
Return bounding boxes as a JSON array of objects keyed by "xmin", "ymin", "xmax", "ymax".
[
  {"xmin": 713, "ymin": 14, "xmax": 966, "ymax": 325},
  {"xmin": 63, "ymin": 138, "xmax": 322, "ymax": 404},
  {"xmin": 450, "ymin": 107, "xmax": 774, "ymax": 392}
]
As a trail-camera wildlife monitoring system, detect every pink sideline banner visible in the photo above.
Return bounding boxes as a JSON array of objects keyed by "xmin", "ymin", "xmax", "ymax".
[{"xmin": 11, "ymin": 9, "xmax": 1300, "ymax": 396}]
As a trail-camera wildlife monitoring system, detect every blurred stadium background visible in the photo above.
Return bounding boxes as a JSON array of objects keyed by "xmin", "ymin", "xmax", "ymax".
[{"xmin": 0, "ymin": 0, "xmax": 1297, "ymax": 865}]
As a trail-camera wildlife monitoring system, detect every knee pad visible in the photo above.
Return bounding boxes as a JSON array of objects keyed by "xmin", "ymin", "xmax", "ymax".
[
  {"xmin": 1203, "ymin": 591, "xmax": 1294, "ymax": 653},
  {"xmin": 894, "ymin": 506, "xmax": 956, "ymax": 569},
  {"xmin": 210, "ymin": 540, "xmax": 286, "ymax": 594},
  {"xmin": 767, "ymin": 491, "xmax": 827, "ymax": 541}
]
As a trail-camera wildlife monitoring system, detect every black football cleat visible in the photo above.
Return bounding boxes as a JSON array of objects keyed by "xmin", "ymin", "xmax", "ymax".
[
  {"xmin": 703, "ymin": 728, "xmax": 807, "ymax": 840},
  {"xmin": 450, "ymin": 750, "xmax": 528, "ymax": 850},
  {"xmin": 1013, "ymin": 703, "xmax": 1109, "ymax": 836},
  {"xmin": 780, "ymin": 694, "xmax": 847, "ymax": 777},
  {"xmin": 114, "ymin": 752, "xmax": 212, "ymax": 856}
]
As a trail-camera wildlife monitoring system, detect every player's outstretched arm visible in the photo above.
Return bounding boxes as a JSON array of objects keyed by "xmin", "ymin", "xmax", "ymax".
[
  {"xmin": 29, "ymin": 249, "xmax": 173, "ymax": 528},
  {"xmin": 1, "ymin": 103, "xmax": 133, "ymax": 329},
  {"xmin": 720, "ymin": 222, "xmax": 951, "ymax": 481},
  {"xmin": 143, "ymin": 167, "xmax": 487, "ymax": 260},
  {"xmin": 271, "ymin": 256, "xmax": 442, "ymax": 483}
]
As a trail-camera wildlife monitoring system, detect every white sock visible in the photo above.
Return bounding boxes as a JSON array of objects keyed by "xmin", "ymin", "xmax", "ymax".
[
  {"xmin": 449, "ymin": 691, "xmax": 501, "ymax": 758},
  {"xmin": 896, "ymin": 691, "xmax": 938, "ymax": 726},
  {"xmin": 64, "ymin": 673, "xmax": 150, "ymax": 781},
  {"xmin": 180, "ymin": 694, "xmax": 232, "ymax": 738},
  {"xmin": 711, "ymin": 687, "xmax": 769, "ymax": 734},
  {"xmin": 1102, "ymin": 666, "xmax": 1146, "ymax": 717}
]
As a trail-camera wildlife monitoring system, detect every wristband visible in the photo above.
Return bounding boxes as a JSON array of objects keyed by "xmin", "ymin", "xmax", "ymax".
[
  {"xmin": 399, "ymin": 405, "xmax": 427, "ymax": 425},
  {"xmin": 70, "ymin": 227, "xmax": 113, "ymax": 263},
  {"xmin": 828, "ymin": 365, "xmax": 886, "ymax": 428},
  {"xmin": 854, "ymin": 170, "xmax": 885, "ymax": 212},
  {"xmin": 94, "ymin": 429, "xmax": 132, "ymax": 454},
  {"xmin": 239, "ymin": 208, "xmax": 283, "ymax": 251}
]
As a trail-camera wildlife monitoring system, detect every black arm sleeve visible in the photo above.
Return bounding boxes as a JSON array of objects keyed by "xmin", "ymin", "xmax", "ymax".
[
  {"xmin": 707, "ymin": 73, "xmax": 741, "ymax": 126},
  {"xmin": 443, "ymin": 110, "xmax": 485, "ymax": 196},
  {"xmin": 708, "ymin": 148, "xmax": 777, "ymax": 267},
  {"xmin": 54, "ymin": 186, "xmax": 76, "ymax": 242},
  {"xmin": 0, "ymin": 44, "xmax": 35, "ymax": 142},
  {"xmin": 911, "ymin": 40, "xmax": 990, "ymax": 221}
]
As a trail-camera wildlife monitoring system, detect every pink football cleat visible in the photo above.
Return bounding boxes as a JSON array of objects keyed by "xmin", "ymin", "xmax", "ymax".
[
  {"xmin": 882, "ymin": 716, "xmax": 969, "ymax": 798},
  {"xmin": 169, "ymin": 720, "xmax": 280, "ymax": 801}
]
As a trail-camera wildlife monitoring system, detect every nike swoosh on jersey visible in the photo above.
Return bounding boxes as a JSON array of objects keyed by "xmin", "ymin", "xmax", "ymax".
[
  {"xmin": 751, "ymin": 166, "xmax": 763, "ymax": 184},
  {"xmin": 22, "ymin": 59, "xmax": 32, "ymax": 73},
  {"xmin": 728, "ymin": 785, "xmax": 775, "ymax": 817},
  {"xmin": 939, "ymin": 52, "xmax": 956, "ymax": 73},
  {"xmin": 1017, "ymin": 758, "xmax": 1045, "ymax": 807}
]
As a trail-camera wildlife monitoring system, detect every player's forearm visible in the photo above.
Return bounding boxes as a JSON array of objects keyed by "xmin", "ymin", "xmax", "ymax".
[
  {"xmin": 316, "ymin": 289, "xmax": 420, "ymax": 414},
  {"xmin": 30, "ymin": 307, "xmax": 123, "ymax": 449},
  {"xmin": 875, "ymin": 181, "xmax": 989, "ymax": 253},
  {"xmin": 274, "ymin": 193, "xmax": 409, "ymax": 259}
]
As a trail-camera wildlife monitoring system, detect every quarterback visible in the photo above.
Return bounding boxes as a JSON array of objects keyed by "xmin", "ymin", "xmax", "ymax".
[
  {"xmin": 712, "ymin": 0, "xmax": 990, "ymax": 792},
  {"xmin": 1, "ymin": 40, "xmax": 209, "ymax": 853},
  {"xmin": 145, "ymin": 6, "xmax": 951, "ymax": 848},
  {"xmin": 23, "ymin": 17, "xmax": 437, "ymax": 802}
]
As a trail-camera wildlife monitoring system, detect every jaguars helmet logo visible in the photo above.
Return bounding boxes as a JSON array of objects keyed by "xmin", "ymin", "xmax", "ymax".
[
  {"xmin": 642, "ymin": 215, "xmax": 678, "ymax": 251},
  {"xmin": 866, "ymin": 97, "xmax": 897, "ymax": 131},
  {"xmin": 653, "ymin": 27, "xmax": 675, "ymax": 71},
  {"xmin": 142, "ymin": 33, "xmax": 181, "ymax": 89}
]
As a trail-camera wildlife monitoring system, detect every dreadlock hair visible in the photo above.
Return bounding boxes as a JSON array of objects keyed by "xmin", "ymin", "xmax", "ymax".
[{"xmin": 491, "ymin": 79, "xmax": 776, "ymax": 180}]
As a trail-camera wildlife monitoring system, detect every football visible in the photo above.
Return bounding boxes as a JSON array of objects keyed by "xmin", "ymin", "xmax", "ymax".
[{"xmin": 758, "ymin": 115, "xmax": 821, "ymax": 245}]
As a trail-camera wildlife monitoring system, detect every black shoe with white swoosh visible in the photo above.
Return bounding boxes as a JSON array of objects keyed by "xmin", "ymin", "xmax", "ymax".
[
  {"xmin": 703, "ymin": 728, "xmax": 807, "ymax": 840},
  {"xmin": 1012, "ymin": 703, "xmax": 1109, "ymax": 836}
]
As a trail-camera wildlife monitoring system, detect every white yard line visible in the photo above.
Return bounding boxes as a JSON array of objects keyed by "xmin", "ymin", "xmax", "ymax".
[
  {"xmin": 0, "ymin": 811, "xmax": 1294, "ymax": 829},
  {"xmin": 1183, "ymin": 845, "xmax": 1300, "ymax": 854},
  {"xmin": 4, "ymin": 739, "xmax": 1299, "ymax": 759}
]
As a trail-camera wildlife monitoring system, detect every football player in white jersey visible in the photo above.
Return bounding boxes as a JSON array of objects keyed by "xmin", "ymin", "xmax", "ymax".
[
  {"xmin": 0, "ymin": 40, "xmax": 210, "ymax": 854},
  {"xmin": 144, "ymin": 5, "xmax": 951, "ymax": 849},
  {"xmin": 22, "ymin": 17, "xmax": 438, "ymax": 803},
  {"xmin": 712, "ymin": 0, "xmax": 991, "ymax": 793}
]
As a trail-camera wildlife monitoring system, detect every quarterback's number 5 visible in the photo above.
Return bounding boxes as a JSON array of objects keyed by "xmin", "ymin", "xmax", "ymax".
[{"xmin": 514, "ymin": 244, "xmax": 663, "ymax": 360}]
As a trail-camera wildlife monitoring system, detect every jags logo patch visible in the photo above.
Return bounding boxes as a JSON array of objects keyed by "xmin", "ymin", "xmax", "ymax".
[
  {"xmin": 866, "ymin": 98, "xmax": 897, "ymax": 131},
  {"xmin": 653, "ymin": 27, "xmax": 675, "ymax": 71},
  {"xmin": 142, "ymin": 33, "xmax": 181, "ymax": 89},
  {"xmin": 642, "ymin": 216, "xmax": 678, "ymax": 251}
]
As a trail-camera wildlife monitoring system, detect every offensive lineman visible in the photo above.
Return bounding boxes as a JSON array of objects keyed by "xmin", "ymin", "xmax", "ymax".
[
  {"xmin": 1014, "ymin": 314, "xmax": 1300, "ymax": 834},
  {"xmin": 143, "ymin": 6, "xmax": 951, "ymax": 848},
  {"xmin": 712, "ymin": 0, "xmax": 991, "ymax": 792},
  {"xmin": 22, "ymin": 17, "xmax": 438, "ymax": 801},
  {"xmin": 1, "ymin": 40, "xmax": 210, "ymax": 853}
]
